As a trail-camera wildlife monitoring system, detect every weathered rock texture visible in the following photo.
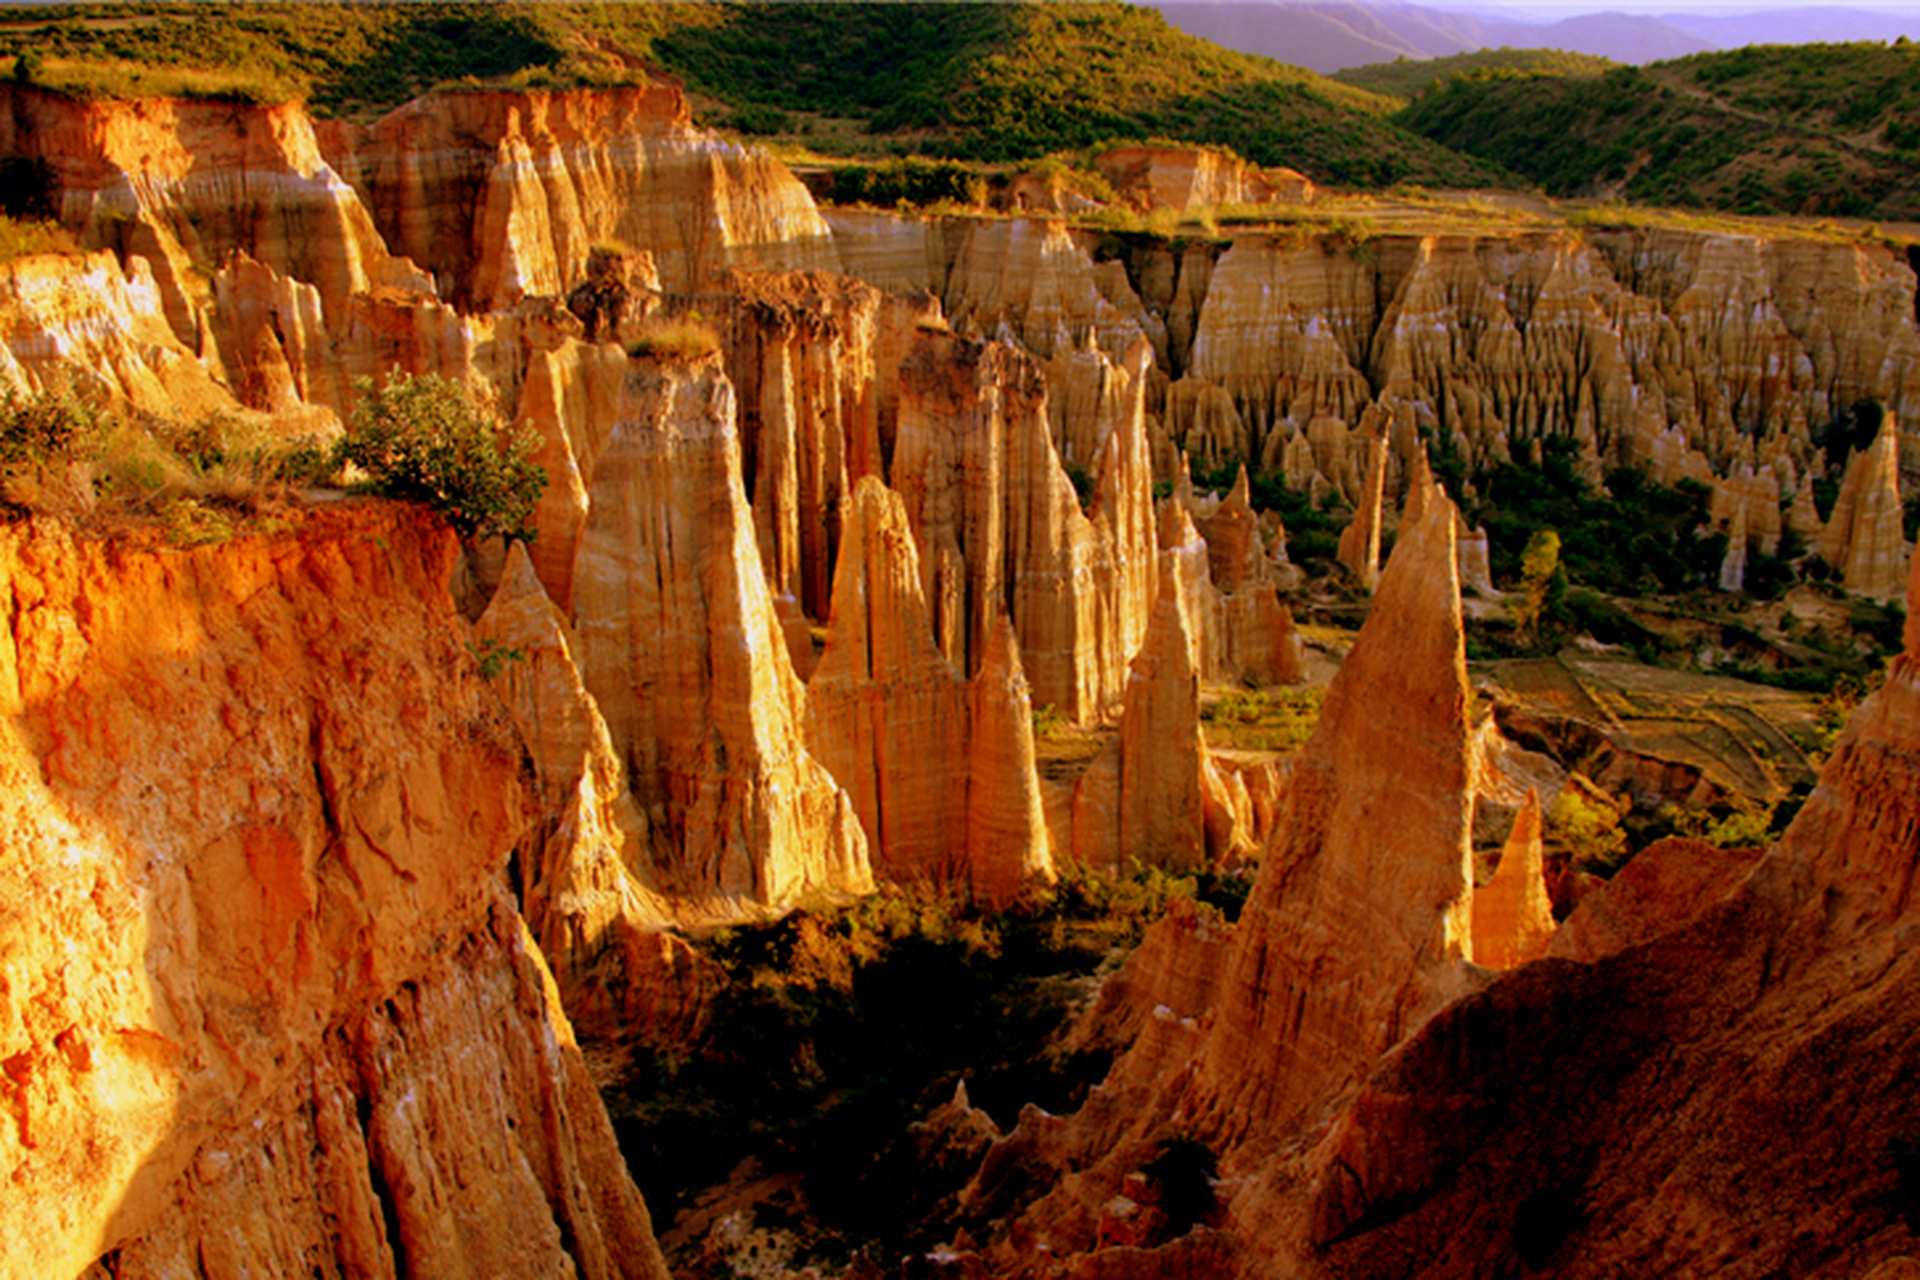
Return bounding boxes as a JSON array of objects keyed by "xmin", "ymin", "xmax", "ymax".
[
  {"xmin": 892, "ymin": 329, "xmax": 1157, "ymax": 723},
  {"xmin": 0, "ymin": 505, "xmax": 666, "ymax": 1280},
  {"xmin": 807, "ymin": 476, "xmax": 970, "ymax": 884},
  {"xmin": 1819, "ymin": 421, "xmax": 1910, "ymax": 600},
  {"xmin": 1468, "ymin": 788, "xmax": 1555, "ymax": 969},
  {"xmin": 0, "ymin": 250, "xmax": 238, "ymax": 420},
  {"xmin": 952, "ymin": 481, "xmax": 1482, "ymax": 1275},
  {"xmin": 949, "ymin": 540, "xmax": 1920, "ymax": 1279},
  {"xmin": 965, "ymin": 614, "xmax": 1056, "ymax": 907},
  {"xmin": 1169, "ymin": 230, "xmax": 1920, "ymax": 495},
  {"xmin": 1094, "ymin": 145, "xmax": 1315, "ymax": 213},
  {"xmin": 473, "ymin": 544, "xmax": 720, "ymax": 1046},
  {"xmin": 570, "ymin": 353, "xmax": 872, "ymax": 915},
  {"xmin": 321, "ymin": 86, "xmax": 838, "ymax": 308}
]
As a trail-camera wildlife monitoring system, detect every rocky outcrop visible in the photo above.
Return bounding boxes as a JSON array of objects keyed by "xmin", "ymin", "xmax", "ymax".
[
  {"xmin": 0, "ymin": 504, "xmax": 665, "ymax": 1280},
  {"xmin": 1094, "ymin": 145, "xmax": 1314, "ymax": 213},
  {"xmin": 1820, "ymin": 422, "xmax": 1909, "ymax": 600},
  {"xmin": 322, "ymin": 86, "xmax": 838, "ymax": 309},
  {"xmin": 0, "ymin": 250, "xmax": 240, "ymax": 420},
  {"xmin": 1336, "ymin": 430, "xmax": 1389, "ymax": 588},
  {"xmin": 1468, "ymin": 788, "xmax": 1555, "ymax": 970},
  {"xmin": 701, "ymin": 270, "xmax": 936, "ymax": 621},
  {"xmin": 965, "ymin": 614, "xmax": 1056, "ymax": 907},
  {"xmin": 942, "ymin": 217, "xmax": 1148, "ymax": 364},
  {"xmin": 806, "ymin": 476, "xmax": 970, "ymax": 884},
  {"xmin": 1172, "ymin": 229, "xmax": 1920, "ymax": 497},
  {"xmin": 958, "ymin": 481, "xmax": 1482, "ymax": 1275},
  {"xmin": 1302, "ymin": 541, "xmax": 1920, "ymax": 1279},
  {"xmin": 472, "ymin": 545, "xmax": 723, "ymax": 1047},
  {"xmin": 570, "ymin": 353, "xmax": 871, "ymax": 915},
  {"xmin": 892, "ymin": 329, "xmax": 1157, "ymax": 723},
  {"xmin": 0, "ymin": 82, "xmax": 426, "ymax": 346}
]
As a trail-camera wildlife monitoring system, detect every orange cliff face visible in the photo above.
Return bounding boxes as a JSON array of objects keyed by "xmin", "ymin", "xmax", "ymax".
[
  {"xmin": 0, "ymin": 505, "xmax": 667, "ymax": 1280},
  {"xmin": 320, "ymin": 85, "xmax": 839, "ymax": 310}
]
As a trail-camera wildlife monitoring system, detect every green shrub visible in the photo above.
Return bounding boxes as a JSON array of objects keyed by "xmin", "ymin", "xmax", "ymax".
[
  {"xmin": 625, "ymin": 320, "xmax": 721, "ymax": 361},
  {"xmin": 0, "ymin": 381, "xmax": 94, "ymax": 471},
  {"xmin": 340, "ymin": 371, "xmax": 545, "ymax": 543}
]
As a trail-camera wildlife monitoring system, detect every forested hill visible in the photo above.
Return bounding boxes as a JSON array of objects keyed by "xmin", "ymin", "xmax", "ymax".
[{"xmin": 1396, "ymin": 41, "xmax": 1920, "ymax": 219}]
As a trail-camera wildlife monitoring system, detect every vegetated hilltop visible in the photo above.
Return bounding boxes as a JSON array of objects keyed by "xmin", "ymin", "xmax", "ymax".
[
  {"xmin": 1398, "ymin": 41, "xmax": 1920, "ymax": 219},
  {"xmin": 0, "ymin": 0, "xmax": 1509, "ymax": 189},
  {"xmin": 1334, "ymin": 46, "xmax": 1616, "ymax": 102}
]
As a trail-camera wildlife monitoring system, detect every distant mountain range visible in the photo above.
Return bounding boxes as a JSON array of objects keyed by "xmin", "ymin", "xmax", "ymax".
[{"xmin": 1151, "ymin": 1, "xmax": 1920, "ymax": 72}]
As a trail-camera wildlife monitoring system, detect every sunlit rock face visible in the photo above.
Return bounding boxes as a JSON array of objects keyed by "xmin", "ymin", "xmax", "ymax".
[
  {"xmin": 321, "ymin": 85, "xmax": 839, "ymax": 308},
  {"xmin": 569, "ymin": 353, "xmax": 872, "ymax": 916},
  {"xmin": 0, "ymin": 505, "xmax": 666, "ymax": 1280}
]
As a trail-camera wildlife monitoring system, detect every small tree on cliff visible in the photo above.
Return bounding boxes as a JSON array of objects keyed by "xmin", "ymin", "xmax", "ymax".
[
  {"xmin": 341, "ymin": 371, "xmax": 545, "ymax": 544},
  {"xmin": 1512, "ymin": 528, "xmax": 1563, "ymax": 646}
]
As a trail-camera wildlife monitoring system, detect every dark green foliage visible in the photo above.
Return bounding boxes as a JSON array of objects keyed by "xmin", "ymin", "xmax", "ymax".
[
  {"xmin": 0, "ymin": 159, "xmax": 57, "ymax": 222},
  {"xmin": 1397, "ymin": 43, "xmax": 1920, "ymax": 218},
  {"xmin": 639, "ymin": 2, "xmax": 1505, "ymax": 187},
  {"xmin": 1335, "ymin": 47, "xmax": 1617, "ymax": 102},
  {"xmin": 313, "ymin": 8, "xmax": 563, "ymax": 116},
  {"xmin": 1848, "ymin": 599, "xmax": 1908, "ymax": 656},
  {"xmin": 1815, "ymin": 399, "xmax": 1886, "ymax": 475},
  {"xmin": 1471, "ymin": 442, "xmax": 1717, "ymax": 597},
  {"xmin": 827, "ymin": 158, "xmax": 986, "ymax": 209},
  {"xmin": 0, "ymin": 382, "xmax": 94, "ymax": 473},
  {"xmin": 608, "ymin": 869, "xmax": 1208, "ymax": 1254},
  {"xmin": 721, "ymin": 102, "xmax": 791, "ymax": 136},
  {"xmin": 1220, "ymin": 462, "xmax": 1344, "ymax": 563},
  {"xmin": 340, "ymin": 371, "xmax": 545, "ymax": 543},
  {"xmin": 13, "ymin": 49, "xmax": 41, "ymax": 84}
]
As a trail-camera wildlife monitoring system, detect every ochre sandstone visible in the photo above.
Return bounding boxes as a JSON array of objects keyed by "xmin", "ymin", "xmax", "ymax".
[
  {"xmin": 806, "ymin": 476, "xmax": 971, "ymax": 884},
  {"xmin": 1467, "ymin": 788, "xmax": 1555, "ymax": 969},
  {"xmin": 570, "ymin": 353, "xmax": 872, "ymax": 915},
  {"xmin": 0, "ymin": 505, "xmax": 666, "ymax": 1280}
]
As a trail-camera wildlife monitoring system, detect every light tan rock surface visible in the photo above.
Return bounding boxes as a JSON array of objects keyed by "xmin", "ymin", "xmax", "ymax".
[
  {"xmin": 1820, "ymin": 423, "xmax": 1909, "ymax": 600},
  {"xmin": 323, "ymin": 86, "xmax": 838, "ymax": 308},
  {"xmin": 892, "ymin": 329, "xmax": 1156, "ymax": 723},
  {"xmin": 0, "ymin": 83, "xmax": 425, "ymax": 342},
  {"xmin": 1336, "ymin": 431, "xmax": 1390, "ymax": 588},
  {"xmin": 570, "ymin": 353, "xmax": 872, "ymax": 914},
  {"xmin": 0, "ymin": 504, "xmax": 666, "ymax": 1280},
  {"xmin": 965, "ymin": 614, "xmax": 1057, "ymax": 907},
  {"xmin": 473, "ymin": 545, "xmax": 723, "ymax": 1046},
  {"xmin": 807, "ymin": 476, "xmax": 970, "ymax": 883},
  {"xmin": 0, "ymin": 250, "xmax": 240, "ymax": 421},
  {"xmin": 1094, "ymin": 145, "xmax": 1315, "ymax": 213}
]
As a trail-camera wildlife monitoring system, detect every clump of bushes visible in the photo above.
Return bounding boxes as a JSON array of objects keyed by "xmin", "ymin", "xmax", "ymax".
[
  {"xmin": 826, "ymin": 158, "xmax": 988, "ymax": 209},
  {"xmin": 0, "ymin": 381, "xmax": 93, "ymax": 471},
  {"xmin": 625, "ymin": 319, "xmax": 721, "ymax": 361},
  {"xmin": 340, "ymin": 370, "xmax": 545, "ymax": 543}
]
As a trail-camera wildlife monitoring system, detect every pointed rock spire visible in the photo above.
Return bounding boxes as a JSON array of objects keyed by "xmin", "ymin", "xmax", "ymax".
[
  {"xmin": 808, "ymin": 475, "xmax": 971, "ymax": 883},
  {"xmin": 966, "ymin": 614, "xmax": 1056, "ymax": 907},
  {"xmin": 571, "ymin": 354, "xmax": 871, "ymax": 913},
  {"xmin": 1470, "ymin": 789, "xmax": 1555, "ymax": 969},
  {"xmin": 1193, "ymin": 482, "xmax": 1476, "ymax": 1136},
  {"xmin": 1338, "ymin": 431, "xmax": 1391, "ymax": 590}
]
